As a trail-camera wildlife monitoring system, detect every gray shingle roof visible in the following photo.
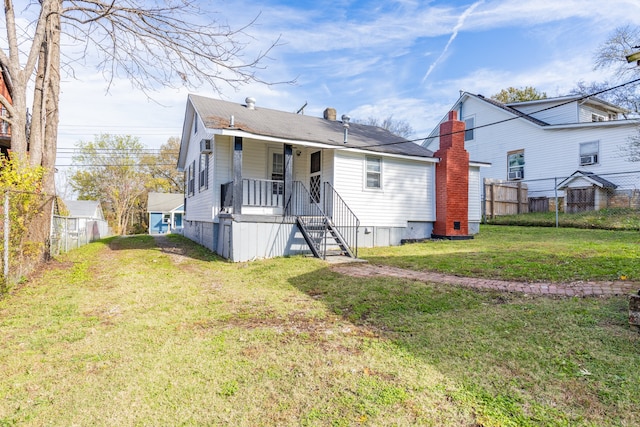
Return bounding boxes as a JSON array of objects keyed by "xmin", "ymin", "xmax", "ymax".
[
  {"xmin": 557, "ymin": 170, "xmax": 618, "ymax": 189},
  {"xmin": 189, "ymin": 94, "xmax": 434, "ymax": 158},
  {"xmin": 473, "ymin": 94, "xmax": 549, "ymax": 126},
  {"xmin": 147, "ymin": 192, "xmax": 184, "ymax": 213}
]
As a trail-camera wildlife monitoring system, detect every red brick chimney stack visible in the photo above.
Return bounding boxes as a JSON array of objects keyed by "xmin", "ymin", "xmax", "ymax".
[{"xmin": 432, "ymin": 110, "xmax": 472, "ymax": 239}]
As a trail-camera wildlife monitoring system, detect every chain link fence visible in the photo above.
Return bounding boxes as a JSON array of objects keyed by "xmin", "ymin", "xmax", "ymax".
[
  {"xmin": 50, "ymin": 215, "xmax": 112, "ymax": 256},
  {"xmin": 1, "ymin": 190, "xmax": 112, "ymax": 288},
  {"xmin": 483, "ymin": 170, "xmax": 640, "ymax": 228}
]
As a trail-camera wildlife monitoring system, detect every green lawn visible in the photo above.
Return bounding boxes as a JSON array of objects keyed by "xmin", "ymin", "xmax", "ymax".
[
  {"xmin": 0, "ymin": 228, "xmax": 638, "ymax": 426},
  {"xmin": 361, "ymin": 225, "xmax": 640, "ymax": 282}
]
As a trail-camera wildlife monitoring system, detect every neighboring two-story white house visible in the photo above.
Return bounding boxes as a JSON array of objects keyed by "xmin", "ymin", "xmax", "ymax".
[
  {"xmin": 178, "ymin": 95, "xmax": 486, "ymax": 262},
  {"xmin": 423, "ymin": 92, "xmax": 640, "ymax": 212}
]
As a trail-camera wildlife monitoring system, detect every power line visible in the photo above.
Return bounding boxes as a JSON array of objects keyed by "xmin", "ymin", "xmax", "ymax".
[{"xmin": 356, "ymin": 77, "xmax": 640, "ymax": 150}]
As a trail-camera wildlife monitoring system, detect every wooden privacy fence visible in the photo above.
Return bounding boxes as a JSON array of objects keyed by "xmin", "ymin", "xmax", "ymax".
[{"xmin": 484, "ymin": 179, "xmax": 528, "ymax": 218}]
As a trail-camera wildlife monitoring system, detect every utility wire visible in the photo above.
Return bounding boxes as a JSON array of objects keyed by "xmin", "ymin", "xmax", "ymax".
[
  {"xmin": 56, "ymin": 77, "xmax": 640, "ymax": 166},
  {"xmin": 356, "ymin": 77, "xmax": 640, "ymax": 150}
]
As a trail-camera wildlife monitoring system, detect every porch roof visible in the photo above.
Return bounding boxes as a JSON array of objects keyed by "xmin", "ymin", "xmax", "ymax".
[{"xmin": 188, "ymin": 94, "xmax": 434, "ymax": 158}]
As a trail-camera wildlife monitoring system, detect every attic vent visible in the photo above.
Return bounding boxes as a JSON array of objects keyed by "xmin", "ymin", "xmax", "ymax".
[{"xmin": 245, "ymin": 97, "xmax": 256, "ymax": 110}]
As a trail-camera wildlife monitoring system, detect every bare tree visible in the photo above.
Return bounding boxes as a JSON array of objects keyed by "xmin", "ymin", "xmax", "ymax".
[
  {"xmin": 353, "ymin": 115, "xmax": 414, "ymax": 138},
  {"xmin": 594, "ymin": 25, "xmax": 640, "ymax": 79},
  {"xmin": 0, "ymin": 0, "xmax": 282, "ymax": 265}
]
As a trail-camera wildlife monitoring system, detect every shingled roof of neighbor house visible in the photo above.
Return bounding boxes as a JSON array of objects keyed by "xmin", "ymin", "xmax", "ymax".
[
  {"xmin": 188, "ymin": 94, "xmax": 434, "ymax": 158},
  {"xmin": 147, "ymin": 192, "xmax": 184, "ymax": 213}
]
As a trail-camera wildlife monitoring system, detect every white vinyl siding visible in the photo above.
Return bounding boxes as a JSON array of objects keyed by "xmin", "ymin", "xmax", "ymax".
[
  {"xmin": 468, "ymin": 166, "xmax": 482, "ymax": 222},
  {"xmin": 333, "ymin": 151, "xmax": 434, "ymax": 227},
  {"xmin": 453, "ymin": 95, "xmax": 637, "ymax": 198},
  {"xmin": 512, "ymin": 100, "xmax": 578, "ymax": 124}
]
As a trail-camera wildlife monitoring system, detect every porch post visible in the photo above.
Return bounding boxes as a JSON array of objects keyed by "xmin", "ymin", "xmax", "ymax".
[
  {"xmin": 233, "ymin": 137, "xmax": 243, "ymax": 214},
  {"xmin": 284, "ymin": 144, "xmax": 293, "ymax": 215}
]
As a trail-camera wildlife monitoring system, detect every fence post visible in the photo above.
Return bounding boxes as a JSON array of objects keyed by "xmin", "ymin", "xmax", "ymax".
[
  {"xmin": 490, "ymin": 183, "xmax": 495, "ymax": 219},
  {"xmin": 554, "ymin": 177, "xmax": 559, "ymax": 228},
  {"xmin": 3, "ymin": 191, "xmax": 9, "ymax": 285}
]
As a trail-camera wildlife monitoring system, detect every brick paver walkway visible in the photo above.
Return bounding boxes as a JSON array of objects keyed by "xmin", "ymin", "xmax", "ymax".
[{"xmin": 331, "ymin": 264, "xmax": 639, "ymax": 297}]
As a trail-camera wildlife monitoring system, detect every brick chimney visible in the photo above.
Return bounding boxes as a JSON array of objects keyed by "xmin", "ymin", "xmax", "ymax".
[
  {"xmin": 323, "ymin": 107, "xmax": 337, "ymax": 121},
  {"xmin": 432, "ymin": 110, "xmax": 472, "ymax": 240}
]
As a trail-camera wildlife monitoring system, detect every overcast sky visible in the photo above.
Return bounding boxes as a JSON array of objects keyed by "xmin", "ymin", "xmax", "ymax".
[{"xmin": 54, "ymin": 0, "xmax": 640, "ymax": 164}]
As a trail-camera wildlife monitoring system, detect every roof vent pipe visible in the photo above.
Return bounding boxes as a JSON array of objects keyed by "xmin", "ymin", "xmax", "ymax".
[
  {"xmin": 245, "ymin": 97, "xmax": 256, "ymax": 110},
  {"xmin": 342, "ymin": 114, "xmax": 350, "ymax": 144}
]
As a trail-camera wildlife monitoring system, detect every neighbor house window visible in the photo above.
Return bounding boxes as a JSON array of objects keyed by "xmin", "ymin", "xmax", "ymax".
[
  {"xmin": 199, "ymin": 153, "xmax": 209, "ymax": 190},
  {"xmin": 507, "ymin": 150, "xmax": 524, "ymax": 180},
  {"xmin": 591, "ymin": 113, "xmax": 605, "ymax": 122},
  {"xmin": 0, "ymin": 106, "xmax": 9, "ymax": 136},
  {"xmin": 464, "ymin": 116, "xmax": 475, "ymax": 141},
  {"xmin": 579, "ymin": 141, "xmax": 599, "ymax": 166},
  {"xmin": 194, "ymin": 113, "xmax": 198, "ymax": 134},
  {"xmin": 366, "ymin": 156, "xmax": 382, "ymax": 189}
]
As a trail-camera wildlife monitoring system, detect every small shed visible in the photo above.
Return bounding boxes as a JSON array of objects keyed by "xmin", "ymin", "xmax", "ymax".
[
  {"xmin": 64, "ymin": 200, "xmax": 105, "ymax": 220},
  {"xmin": 147, "ymin": 192, "xmax": 184, "ymax": 234},
  {"xmin": 557, "ymin": 171, "xmax": 618, "ymax": 213}
]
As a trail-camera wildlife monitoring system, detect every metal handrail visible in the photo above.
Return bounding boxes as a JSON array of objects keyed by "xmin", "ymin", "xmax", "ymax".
[{"xmin": 323, "ymin": 182, "xmax": 359, "ymax": 258}]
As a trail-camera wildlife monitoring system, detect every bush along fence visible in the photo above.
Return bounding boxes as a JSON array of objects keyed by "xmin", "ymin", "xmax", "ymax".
[
  {"xmin": 0, "ymin": 190, "xmax": 53, "ymax": 290},
  {"xmin": 483, "ymin": 169, "xmax": 640, "ymax": 228},
  {"xmin": 1, "ymin": 189, "xmax": 112, "ymax": 290}
]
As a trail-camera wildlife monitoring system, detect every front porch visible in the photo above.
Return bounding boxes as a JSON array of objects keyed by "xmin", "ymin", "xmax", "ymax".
[
  {"xmin": 214, "ymin": 137, "xmax": 358, "ymax": 261},
  {"xmin": 219, "ymin": 178, "xmax": 359, "ymax": 261}
]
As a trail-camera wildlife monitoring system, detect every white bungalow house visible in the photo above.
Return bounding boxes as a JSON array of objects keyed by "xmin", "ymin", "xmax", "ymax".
[
  {"xmin": 423, "ymin": 92, "xmax": 640, "ymax": 212},
  {"xmin": 147, "ymin": 192, "xmax": 184, "ymax": 235},
  {"xmin": 178, "ymin": 95, "xmax": 487, "ymax": 262}
]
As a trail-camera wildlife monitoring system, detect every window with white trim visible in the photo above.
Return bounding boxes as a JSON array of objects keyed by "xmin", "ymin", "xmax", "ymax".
[
  {"xmin": 464, "ymin": 116, "xmax": 475, "ymax": 141},
  {"xmin": 579, "ymin": 141, "xmax": 599, "ymax": 166},
  {"xmin": 366, "ymin": 156, "xmax": 382, "ymax": 189},
  {"xmin": 188, "ymin": 160, "xmax": 195, "ymax": 196},
  {"xmin": 507, "ymin": 150, "xmax": 524, "ymax": 180},
  {"xmin": 271, "ymin": 152, "xmax": 284, "ymax": 195},
  {"xmin": 199, "ymin": 153, "xmax": 209, "ymax": 190},
  {"xmin": 194, "ymin": 113, "xmax": 198, "ymax": 134}
]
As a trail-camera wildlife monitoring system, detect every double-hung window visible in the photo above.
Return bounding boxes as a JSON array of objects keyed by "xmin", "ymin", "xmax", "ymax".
[
  {"xmin": 366, "ymin": 156, "xmax": 381, "ymax": 189},
  {"xmin": 271, "ymin": 152, "xmax": 284, "ymax": 195},
  {"xmin": 507, "ymin": 150, "xmax": 524, "ymax": 180},
  {"xmin": 199, "ymin": 153, "xmax": 209, "ymax": 190},
  {"xmin": 188, "ymin": 160, "xmax": 196, "ymax": 196},
  {"xmin": 464, "ymin": 116, "xmax": 475, "ymax": 141},
  {"xmin": 579, "ymin": 141, "xmax": 599, "ymax": 166}
]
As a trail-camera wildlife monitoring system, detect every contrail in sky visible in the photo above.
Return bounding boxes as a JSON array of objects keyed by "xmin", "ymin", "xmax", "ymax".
[{"xmin": 422, "ymin": 0, "xmax": 484, "ymax": 84}]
